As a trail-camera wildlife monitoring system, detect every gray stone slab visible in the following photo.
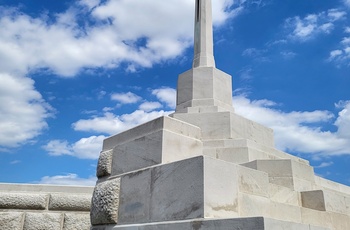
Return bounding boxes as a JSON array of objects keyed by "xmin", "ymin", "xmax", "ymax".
[
  {"xmin": 103, "ymin": 116, "xmax": 201, "ymax": 151},
  {"xmin": 118, "ymin": 168, "xmax": 152, "ymax": 224},
  {"xmin": 91, "ymin": 178, "xmax": 121, "ymax": 225},
  {"xmin": 24, "ymin": 212, "xmax": 63, "ymax": 230},
  {"xmin": 63, "ymin": 213, "xmax": 91, "ymax": 230},
  {"xmin": 0, "ymin": 192, "xmax": 48, "ymax": 210},
  {"xmin": 49, "ymin": 193, "xmax": 92, "ymax": 211},
  {"xmin": 118, "ymin": 156, "xmax": 205, "ymax": 225},
  {"xmin": 0, "ymin": 212, "xmax": 24, "ymax": 230}
]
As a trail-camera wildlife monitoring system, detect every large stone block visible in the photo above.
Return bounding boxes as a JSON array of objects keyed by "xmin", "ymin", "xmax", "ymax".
[
  {"xmin": 242, "ymin": 159, "xmax": 315, "ymax": 190},
  {"xmin": 239, "ymin": 193, "xmax": 302, "ymax": 223},
  {"xmin": 301, "ymin": 207, "xmax": 332, "ymax": 229},
  {"xmin": 103, "ymin": 116, "xmax": 201, "ymax": 151},
  {"xmin": 63, "ymin": 213, "xmax": 91, "ymax": 230},
  {"xmin": 0, "ymin": 212, "xmax": 24, "ymax": 230},
  {"xmin": 117, "ymin": 156, "xmax": 241, "ymax": 225},
  {"xmin": 237, "ymin": 165, "xmax": 269, "ymax": 197},
  {"xmin": 24, "ymin": 212, "xmax": 63, "ymax": 230},
  {"xmin": 173, "ymin": 112, "xmax": 274, "ymax": 147},
  {"xmin": 99, "ymin": 116, "xmax": 203, "ymax": 176},
  {"xmin": 0, "ymin": 192, "xmax": 48, "ymax": 210},
  {"xmin": 203, "ymin": 138, "xmax": 309, "ymax": 165},
  {"xmin": 49, "ymin": 193, "xmax": 92, "ymax": 211},
  {"xmin": 268, "ymin": 183, "xmax": 300, "ymax": 206},
  {"xmin": 91, "ymin": 178, "xmax": 121, "ymax": 225},
  {"xmin": 176, "ymin": 67, "xmax": 233, "ymax": 113}
]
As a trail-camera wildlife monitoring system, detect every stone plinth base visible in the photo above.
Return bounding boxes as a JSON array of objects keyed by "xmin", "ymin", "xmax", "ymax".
[{"xmin": 91, "ymin": 217, "xmax": 329, "ymax": 230}]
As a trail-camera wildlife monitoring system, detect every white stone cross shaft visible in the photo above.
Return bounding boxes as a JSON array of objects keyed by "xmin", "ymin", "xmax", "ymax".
[{"xmin": 193, "ymin": 0, "xmax": 216, "ymax": 68}]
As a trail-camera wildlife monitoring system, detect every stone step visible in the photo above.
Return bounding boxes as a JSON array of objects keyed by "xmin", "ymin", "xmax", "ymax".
[
  {"xmin": 203, "ymin": 138, "xmax": 309, "ymax": 165},
  {"xmin": 241, "ymin": 159, "xmax": 315, "ymax": 191},
  {"xmin": 90, "ymin": 216, "xmax": 330, "ymax": 230}
]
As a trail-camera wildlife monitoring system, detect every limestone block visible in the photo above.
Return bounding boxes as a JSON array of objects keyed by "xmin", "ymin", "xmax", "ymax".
[
  {"xmin": 111, "ymin": 129, "xmax": 202, "ymax": 176},
  {"xmin": 237, "ymin": 165, "xmax": 269, "ymax": 197},
  {"xmin": 97, "ymin": 149, "xmax": 113, "ymax": 178},
  {"xmin": 268, "ymin": 183, "xmax": 300, "ymax": 206},
  {"xmin": 173, "ymin": 112, "xmax": 274, "ymax": 147},
  {"xmin": 314, "ymin": 176, "xmax": 350, "ymax": 195},
  {"xmin": 263, "ymin": 218, "xmax": 309, "ymax": 230},
  {"xmin": 118, "ymin": 156, "xmax": 240, "ymax": 225},
  {"xmin": 0, "ymin": 212, "xmax": 24, "ymax": 230},
  {"xmin": 118, "ymin": 168, "xmax": 152, "ymax": 224},
  {"xmin": 242, "ymin": 159, "xmax": 315, "ymax": 190},
  {"xmin": 301, "ymin": 190, "xmax": 348, "ymax": 215},
  {"xmin": 103, "ymin": 116, "xmax": 201, "ymax": 151},
  {"xmin": 63, "ymin": 213, "xmax": 91, "ymax": 230},
  {"xmin": 301, "ymin": 207, "xmax": 332, "ymax": 229},
  {"xmin": 112, "ymin": 131, "xmax": 163, "ymax": 175},
  {"xmin": 203, "ymin": 138, "xmax": 309, "ymax": 165},
  {"xmin": 239, "ymin": 193, "xmax": 301, "ymax": 223},
  {"xmin": 330, "ymin": 212, "xmax": 350, "ymax": 230},
  {"xmin": 24, "ymin": 212, "xmax": 63, "ymax": 230},
  {"xmin": 176, "ymin": 67, "xmax": 233, "ymax": 112},
  {"xmin": 203, "ymin": 157, "xmax": 240, "ymax": 218},
  {"xmin": 0, "ymin": 192, "xmax": 48, "ymax": 210},
  {"xmin": 49, "ymin": 193, "xmax": 92, "ymax": 211},
  {"xmin": 91, "ymin": 178, "xmax": 121, "ymax": 225},
  {"xmin": 238, "ymin": 193, "xmax": 270, "ymax": 217}
]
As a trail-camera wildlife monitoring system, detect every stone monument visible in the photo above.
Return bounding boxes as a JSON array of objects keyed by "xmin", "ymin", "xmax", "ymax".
[{"xmin": 90, "ymin": 0, "xmax": 350, "ymax": 229}]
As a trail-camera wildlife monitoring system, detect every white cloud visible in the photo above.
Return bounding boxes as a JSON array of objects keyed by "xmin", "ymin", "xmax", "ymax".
[
  {"xmin": 314, "ymin": 161, "xmax": 334, "ymax": 168},
  {"xmin": 233, "ymin": 95, "xmax": 350, "ymax": 157},
  {"xmin": 111, "ymin": 92, "xmax": 141, "ymax": 104},
  {"xmin": 344, "ymin": 0, "xmax": 350, "ymax": 7},
  {"xmin": 73, "ymin": 110, "xmax": 171, "ymax": 135},
  {"xmin": 37, "ymin": 173, "xmax": 96, "ymax": 186},
  {"xmin": 152, "ymin": 87, "xmax": 176, "ymax": 109},
  {"xmin": 43, "ymin": 135, "xmax": 106, "ymax": 159},
  {"xmin": 0, "ymin": 1, "xmax": 240, "ymax": 77},
  {"xmin": 0, "ymin": 73, "xmax": 53, "ymax": 148},
  {"xmin": 139, "ymin": 101, "xmax": 162, "ymax": 112},
  {"xmin": 285, "ymin": 9, "xmax": 346, "ymax": 41}
]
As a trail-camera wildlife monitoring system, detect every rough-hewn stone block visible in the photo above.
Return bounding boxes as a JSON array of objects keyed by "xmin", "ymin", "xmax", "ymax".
[
  {"xmin": 63, "ymin": 213, "xmax": 91, "ymax": 230},
  {"xmin": 0, "ymin": 192, "xmax": 48, "ymax": 210},
  {"xmin": 49, "ymin": 193, "xmax": 92, "ymax": 211},
  {"xmin": 97, "ymin": 149, "xmax": 113, "ymax": 178},
  {"xmin": 91, "ymin": 178, "xmax": 121, "ymax": 225},
  {"xmin": 0, "ymin": 212, "xmax": 24, "ymax": 230},
  {"xmin": 24, "ymin": 212, "xmax": 63, "ymax": 230}
]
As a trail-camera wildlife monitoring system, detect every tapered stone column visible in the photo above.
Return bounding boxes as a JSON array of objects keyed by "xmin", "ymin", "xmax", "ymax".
[{"xmin": 193, "ymin": 0, "xmax": 215, "ymax": 68}]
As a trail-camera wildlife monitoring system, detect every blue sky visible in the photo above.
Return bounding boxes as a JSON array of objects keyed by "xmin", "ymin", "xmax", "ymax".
[{"xmin": 0, "ymin": 0, "xmax": 350, "ymax": 186}]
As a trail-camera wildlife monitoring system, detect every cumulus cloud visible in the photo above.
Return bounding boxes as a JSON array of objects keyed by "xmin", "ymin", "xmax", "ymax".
[
  {"xmin": 111, "ymin": 92, "xmax": 142, "ymax": 104},
  {"xmin": 233, "ymin": 95, "xmax": 350, "ymax": 157},
  {"xmin": 328, "ymin": 29, "xmax": 350, "ymax": 66},
  {"xmin": 0, "ymin": 0, "xmax": 240, "ymax": 77},
  {"xmin": 139, "ymin": 101, "xmax": 162, "ymax": 112},
  {"xmin": 72, "ymin": 110, "xmax": 172, "ymax": 135},
  {"xmin": 43, "ymin": 135, "xmax": 106, "ymax": 159},
  {"xmin": 0, "ymin": 73, "xmax": 53, "ymax": 149},
  {"xmin": 285, "ymin": 9, "xmax": 346, "ymax": 41},
  {"xmin": 152, "ymin": 87, "xmax": 177, "ymax": 109},
  {"xmin": 37, "ymin": 173, "xmax": 96, "ymax": 186}
]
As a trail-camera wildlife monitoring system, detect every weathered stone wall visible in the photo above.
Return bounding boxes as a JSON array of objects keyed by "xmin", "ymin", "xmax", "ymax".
[{"xmin": 0, "ymin": 183, "xmax": 94, "ymax": 230}]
